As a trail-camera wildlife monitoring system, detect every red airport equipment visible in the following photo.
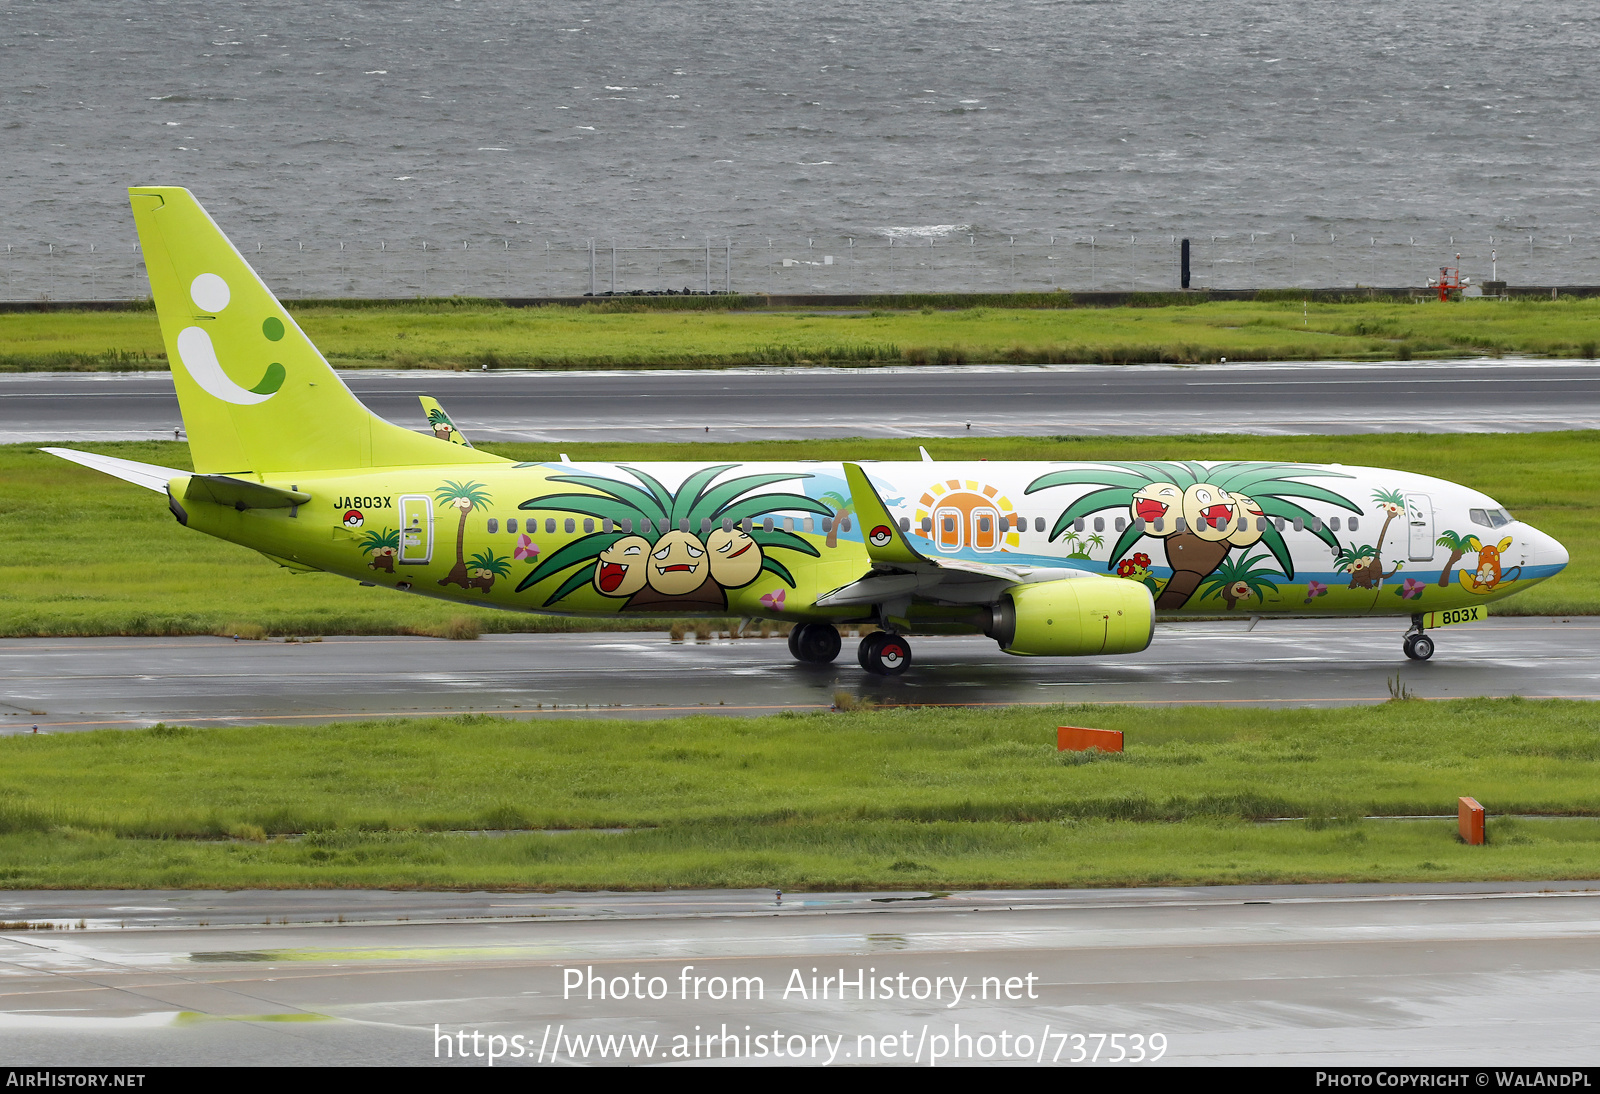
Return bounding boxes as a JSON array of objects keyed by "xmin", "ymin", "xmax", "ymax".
[
  {"xmin": 1458, "ymin": 796, "xmax": 1486, "ymax": 845},
  {"xmin": 1431, "ymin": 254, "xmax": 1464, "ymax": 301},
  {"xmin": 1057, "ymin": 726, "xmax": 1124, "ymax": 753}
]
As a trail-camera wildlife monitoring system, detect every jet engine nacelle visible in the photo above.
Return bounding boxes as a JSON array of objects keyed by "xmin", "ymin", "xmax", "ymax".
[{"xmin": 988, "ymin": 576, "xmax": 1155, "ymax": 657}]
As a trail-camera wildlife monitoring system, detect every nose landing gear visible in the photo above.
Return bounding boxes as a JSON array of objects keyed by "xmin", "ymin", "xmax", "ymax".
[
  {"xmin": 858, "ymin": 632, "xmax": 912, "ymax": 676},
  {"xmin": 1403, "ymin": 615, "xmax": 1435, "ymax": 661}
]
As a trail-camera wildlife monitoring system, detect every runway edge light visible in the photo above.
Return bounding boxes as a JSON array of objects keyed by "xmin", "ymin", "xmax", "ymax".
[
  {"xmin": 1057, "ymin": 726, "xmax": 1124, "ymax": 753},
  {"xmin": 1459, "ymin": 796, "xmax": 1486, "ymax": 845}
]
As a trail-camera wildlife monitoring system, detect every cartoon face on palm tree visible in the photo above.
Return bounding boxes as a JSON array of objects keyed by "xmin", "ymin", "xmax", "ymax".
[
  {"xmin": 515, "ymin": 464, "xmax": 830, "ymax": 612},
  {"xmin": 435, "ymin": 480, "xmax": 491, "ymax": 590},
  {"xmin": 358, "ymin": 526, "xmax": 400, "ymax": 573},
  {"xmin": 1199, "ymin": 552, "xmax": 1283, "ymax": 610},
  {"xmin": 1026, "ymin": 461, "xmax": 1360, "ymax": 609}
]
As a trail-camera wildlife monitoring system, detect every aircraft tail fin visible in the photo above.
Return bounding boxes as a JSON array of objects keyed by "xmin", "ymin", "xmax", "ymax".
[{"xmin": 127, "ymin": 187, "xmax": 504, "ymax": 475}]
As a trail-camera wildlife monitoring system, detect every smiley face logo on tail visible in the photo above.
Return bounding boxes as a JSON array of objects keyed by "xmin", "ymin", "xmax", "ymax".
[{"xmin": 174, "ymin": 274, "xmax": 287, "ymax": 406}]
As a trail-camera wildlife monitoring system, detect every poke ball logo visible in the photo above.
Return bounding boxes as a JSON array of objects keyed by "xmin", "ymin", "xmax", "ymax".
[
  {"xmin": 342, "ymin": 510, "xmax": 364, "ymax": 529},
  {"xmin": 869, "ymin": 524, "xmax": 894, "ymax": 548}
]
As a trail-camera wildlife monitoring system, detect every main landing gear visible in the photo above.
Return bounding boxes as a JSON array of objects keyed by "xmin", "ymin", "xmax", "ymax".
[
  {"xmin": 787, "ymin": 622, "xmax": 842, "ymax": 665},
  {"xmin": 1403, "ymin": 615, "xmax": 1435, "ymax": 661},
  {"xmin": 786, "ymin": 622, "xmax": 911, "ymax": 676}
]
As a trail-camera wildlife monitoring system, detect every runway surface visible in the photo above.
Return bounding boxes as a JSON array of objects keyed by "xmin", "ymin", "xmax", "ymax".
[
  {"xmin": 4, "ymin": 358, "xmax": 1598, "ymax": 445},
  {"xmin": 3, "ymin": 881, "xmax": 1599, "ymax": 1066},
  {"xmin": 0, "ymin": 617, "xmax": 1592, "ymax": 733}
]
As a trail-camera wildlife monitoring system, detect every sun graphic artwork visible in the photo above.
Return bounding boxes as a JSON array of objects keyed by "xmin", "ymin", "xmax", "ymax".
[{"xmin": 914, "ymin": 479, "xmax": 1021, "ymax": 553}]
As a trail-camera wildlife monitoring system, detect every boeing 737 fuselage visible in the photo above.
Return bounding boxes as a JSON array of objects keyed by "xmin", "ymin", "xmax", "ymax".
[{"xmin": 46, "ymin": 189, "xmax": 1569, "ymax": 675}]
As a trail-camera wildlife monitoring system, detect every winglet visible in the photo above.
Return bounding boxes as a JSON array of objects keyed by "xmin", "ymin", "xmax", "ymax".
[
  {"xmin": 419, "ymin": 395, "xmax": 473, "ymax": 447},
  {"xmin": 843, "ymin": 462, "xmax": 926, "ymax": 565}
]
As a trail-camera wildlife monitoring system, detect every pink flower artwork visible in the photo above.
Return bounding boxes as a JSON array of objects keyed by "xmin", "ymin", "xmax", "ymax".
[
  {"xmin": 1398, "ymin": 577, "xmax": 1425, "ymax": 600},
  {"xmin": 759, "ymin": 588, "xmax": 786, "ymax": 611},
  {"xmin": 1303, "ymin": 580, "xmax": 1328, "ymax": 604},
  {"xmin": 513, "ymin": 534, "xmax": 539, "ymax": 562}
]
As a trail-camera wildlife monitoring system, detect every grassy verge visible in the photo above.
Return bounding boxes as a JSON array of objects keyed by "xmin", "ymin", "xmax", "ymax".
[
  {"xmin": 2, "ymin": 430, "xmax": 1592, "ymax": 637},
  {"xmin": 6, "ymin": 296, "xmax": 1600, "ymax": 371},
  {"xmin": 3, "ymin": 699, "xmax": 1599, "ymax": 889}
]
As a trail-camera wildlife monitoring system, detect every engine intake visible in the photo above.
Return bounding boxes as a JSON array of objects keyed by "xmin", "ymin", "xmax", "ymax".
[{"xmin": 988, "ymin": 576, "xmax": 1154, "ymax": 657}]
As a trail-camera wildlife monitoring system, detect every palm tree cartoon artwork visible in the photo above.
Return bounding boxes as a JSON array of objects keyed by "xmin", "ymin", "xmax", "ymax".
[
  {"xmin": 1200, "ymin": 552, "xmax": 1282, "ymax": 610},
  {"xmin": 358, "ymin": 527, "xmax": 400, "ymax": 573},
  {"xmin": 514, "ymin": 464, "xmax": 831, "ymax": 612},
  {"xmin": 820, "ymin": 490, "xmax": 856, "ymax": 549},
  {"xmin": 435, "ymin": 480, "xmax": 492, "ymax": 589},
  {"xmin": 427, "ymin": 408, "xmax": 457, "ymax": 443},
  {"xmin": 1338, "ymin": 488, "xmax": 1407, "ymax": 590},
  {"xmin": 1436, "ymin": 529, "xmax": 1472, "ymax": 587},
  {"xmin": 1026, "ymin": 461, "xmax": 1360, "ymax": 610},
  {"xmin": 466, "ymin": 549, "xmax": 511, "ymax": 592}
]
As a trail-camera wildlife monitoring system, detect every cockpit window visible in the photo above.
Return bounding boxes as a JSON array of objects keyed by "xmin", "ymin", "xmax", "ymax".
[{"xmin": 1469, "ymin": 507, "xmax": 1513, "ymax": 529}]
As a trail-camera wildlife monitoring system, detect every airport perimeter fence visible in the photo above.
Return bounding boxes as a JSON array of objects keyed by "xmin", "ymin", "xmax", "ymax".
[{"xmin": 1, "ymin": 229, "xmax": 1592, "ymax": 303}]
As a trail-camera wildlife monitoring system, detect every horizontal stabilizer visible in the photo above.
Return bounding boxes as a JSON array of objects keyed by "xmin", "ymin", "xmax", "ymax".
[
  {"xmin": 39, "ymin": 447, "xmax": 179, "ymax": 493},
  {"xmin": 184, "ymin": 474, "xmax": 310, "ymax": 510}
]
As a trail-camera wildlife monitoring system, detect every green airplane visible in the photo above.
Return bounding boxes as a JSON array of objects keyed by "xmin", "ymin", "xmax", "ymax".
[{"xmin": 45, "ymin": 189, "xmax": 1568, "ymax": 674}]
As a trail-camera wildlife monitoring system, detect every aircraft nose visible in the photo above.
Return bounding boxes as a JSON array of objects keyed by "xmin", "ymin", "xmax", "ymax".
[{"xmin": 1523, "ymin": 523, "xmax": 1568, "ymax": 574}]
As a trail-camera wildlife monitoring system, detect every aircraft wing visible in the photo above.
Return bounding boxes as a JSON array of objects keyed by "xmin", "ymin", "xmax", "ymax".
[
  {"xmin": 818, "ymin": 463, "xmax": 1089, "ymax": 618},
  {"xmin": 40, "ymin": 447, "xmax": 179, "ymax": 493}
]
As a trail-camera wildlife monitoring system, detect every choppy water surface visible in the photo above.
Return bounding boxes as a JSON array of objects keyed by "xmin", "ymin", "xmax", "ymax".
[{"xmin": 3, "ymin": 0, "xmax": 1597, "ymax": 296}]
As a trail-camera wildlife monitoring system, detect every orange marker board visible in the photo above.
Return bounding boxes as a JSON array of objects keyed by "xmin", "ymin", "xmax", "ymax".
[
  {"xmin": 1459, "ymin": 796, "xmax": 1485, "ymax": 845},
  {"xmin": 1058, "ymin": 726, "xmax": 1124, "ymax": 753}
]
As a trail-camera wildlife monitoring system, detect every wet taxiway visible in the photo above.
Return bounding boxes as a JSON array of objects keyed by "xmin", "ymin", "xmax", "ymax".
[
  {"xmin": 0, "ymin": 616, "xmax": 1591, "ymax": 732},
  {"xmin": 3, "ymin": 358, "xmax": 1598, "ymax": 445},
  {"xmin": 3, "ymin": 882, "xmax": 1599, "ymax": 1066}
]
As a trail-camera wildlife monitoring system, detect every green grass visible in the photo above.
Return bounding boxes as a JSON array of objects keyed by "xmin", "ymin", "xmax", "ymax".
[
  {"xmin": 2, "ymin": 430, "xmax": 1592, "ymax": 637},
  {"xmin": 7, "ymin": 296, "xmax": 1600, "ymax": 370},
  {"xmin": 4, "ymin": 699, "xmax": 1600, "ymax": 889}
]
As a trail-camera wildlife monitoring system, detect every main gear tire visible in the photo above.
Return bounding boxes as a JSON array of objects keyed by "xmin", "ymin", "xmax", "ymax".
[
  {"xmin": 857, "ymin": 632, "xmax": 912, "ymax": 676},
  {"xmin": 788, "ymin": 622, "xmax": 842, "ymax": 664}
]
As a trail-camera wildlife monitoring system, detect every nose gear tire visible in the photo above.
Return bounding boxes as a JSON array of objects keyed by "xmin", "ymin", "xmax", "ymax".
[{"xmin": 1403, "ymin": 633, "xmax": 1435, "ymax": 661}]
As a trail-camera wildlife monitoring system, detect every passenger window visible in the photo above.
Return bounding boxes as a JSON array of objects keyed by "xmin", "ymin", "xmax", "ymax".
[
  {"xmin": 1275, "ymin": 518, "xmax": 1287, "ymax": 531},
  {"xmin": 1152, "ymin": 518, "xmax": 1164, "ymax": 533},
  {"xmin": 584, "ymin": 518, "xmax": 594, "ymax": 533},
  {"xmin": 487, "ymin": 518, "xmax": 499, "ymax": 534},
  {"xmin": 1034, "ymin": 517, "xmax": 1045, "ymax": 533},
  {"xmin": 741, "ymin": 518, "xmax": 753, "ymax": 533},
  {"xmin": 564, "ymin": 518, "xmax": 575, "ymax": 533},
  {"xmin": 1348, "ymin": 517, "xmax": 1359, "ymax": 532},
  {"xmin": 546, "ymin": 518, "xmax": 556, "ymax": 534},
  {"xmin": 702, "ymin": 518, "xmax": 713, "ymax": 534},
  {"xmin": 763, "ymin": 517, "xmax": 774, "ymax": 532},
  {"xmin": 1173, "ymin": 517, "xmax": 1187, "ymax": 532},
  {"xmin": 822, "ymin": 517, "xmax": 834, "ymax": 533},
  {"xmin": 508, "ymin": 518, "xmax": 518, "ymax": 534},
  {"xmin": 898, "ymin": 517, "xmax": 910, "ymax": 531},
  {"xmin": 1293, "ymin": 518, "xmax": 1304, "ymax": 532},
  {"xmin": 1073, "ymin": 518, "xmax": 1085, "ymax": 533},
  {"xmin": 783, "ymin": 517, "xmax": 794, "ymax": 532},
  {"xmin": 723, "ymin": 518, "xmax": 734, "ymax": 532},
  {"xmin": 1330, "ymin": 517, "xmax": 1340, "ymax": 532},
  {"xmin": 1093, "ymin": 516, "xmax": 1105, "ymax": 533},
  {"xmin": 840, "ymin": 517, "xmax": 852, "ymax": 532},
  {"xmin": 621, "ymin": 518, "xmax": 633, "ymax": 533},
  {"xmin": 1310, "ymin": 519, "xmax": 1322, "ymax": 532},
  {"xmin": 1114, "ymin": 517, "xmax": 1126, "ymax": 532},
  {"xmin": 920, "ymin": 517, "xmax": 932, "ymax": 533},
  {"xmin": 978, "ymin": 516, "xmax": 992, "ymax": 533}
]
